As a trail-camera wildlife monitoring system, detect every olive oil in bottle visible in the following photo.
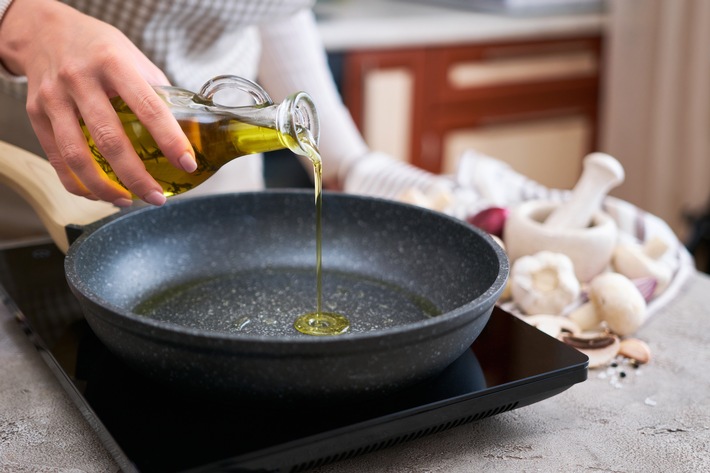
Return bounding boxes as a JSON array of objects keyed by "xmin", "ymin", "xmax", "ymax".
[
  {"xmin": 80, "ymin": 84, "xmax": 311, "ymax": 197},
  {"xmin": 83, "ymin": 107, "xmax": 299, "ymax": 197}
]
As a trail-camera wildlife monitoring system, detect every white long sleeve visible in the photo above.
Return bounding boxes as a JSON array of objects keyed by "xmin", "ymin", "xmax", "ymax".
[
  {"xmin": 257, "ymin": 9, "xmax": 456, "ymax": 199},
  {"xmin": 257, "ymin": 8, "xmax": 368, "ymax": 187}
]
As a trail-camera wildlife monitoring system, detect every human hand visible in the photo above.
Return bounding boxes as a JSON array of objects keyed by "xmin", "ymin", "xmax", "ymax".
[{"xmin": 0, "ymin": 0, "xmax": 196, "ymax": 206}]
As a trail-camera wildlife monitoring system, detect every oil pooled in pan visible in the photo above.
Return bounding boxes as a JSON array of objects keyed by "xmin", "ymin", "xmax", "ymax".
[{"xmin": 133, "ymin": 268, "xmax": 441, "ymax": 337}]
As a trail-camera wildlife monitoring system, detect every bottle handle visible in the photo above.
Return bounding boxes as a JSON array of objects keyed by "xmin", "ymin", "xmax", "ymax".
[
  {"xmin": 194, "ymin": 75, "xmax": 274, "ymax": 107},
  {"xmin": 194, "ymin": 75, "xmax": 320, "ymax": 160}
]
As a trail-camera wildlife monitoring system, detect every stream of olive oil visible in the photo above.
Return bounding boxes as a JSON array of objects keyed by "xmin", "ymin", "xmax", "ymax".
[
  {"xmin": 82, "ymin": 98, "xmax": 350, "ymax": 335},
  {"xmin": 292, "ymin": 139, "xmax": 351, "ymax": 336}
]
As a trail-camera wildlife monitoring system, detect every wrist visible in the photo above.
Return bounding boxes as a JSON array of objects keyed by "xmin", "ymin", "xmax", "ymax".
[
  {"xmin": 0, "ymin": 0, "xmax": 27, "ymax": 98},
  {"xmin": 0, "ymin": 0, "xmax": 23, "ymax": 75},
  {"xmin": 0, "ymin": 0, "xmax": 47, "ymax": 76}
]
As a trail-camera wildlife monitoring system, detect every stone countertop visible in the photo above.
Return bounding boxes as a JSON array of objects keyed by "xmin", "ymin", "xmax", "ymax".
[
  {"xmin": 314, "ymin": 0, "xmax": 608, "ymax": 51},
  {"xmin": 1, "ymin": 270, "xmax": 709, "ymax": 472}
]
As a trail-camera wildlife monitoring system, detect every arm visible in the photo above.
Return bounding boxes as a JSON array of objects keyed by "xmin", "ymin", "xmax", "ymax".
[
  {"xmin": 0, "ymin": 0, "xmax": 196, "ymax": 206},
  {"xmin": 257, "ymin": 8, "xmax": 456, "ymax": 201}
]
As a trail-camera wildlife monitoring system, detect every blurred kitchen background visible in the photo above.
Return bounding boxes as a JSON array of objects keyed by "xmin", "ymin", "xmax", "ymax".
[{"xmin": 269, "ymin": 0, "xmax": 710, "ymax": 270}]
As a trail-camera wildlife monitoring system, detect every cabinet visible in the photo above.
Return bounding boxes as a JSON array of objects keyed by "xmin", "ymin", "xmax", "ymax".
[{"xmin": 340, "ymin": 35, "xmax": 602, "ymax": 189}]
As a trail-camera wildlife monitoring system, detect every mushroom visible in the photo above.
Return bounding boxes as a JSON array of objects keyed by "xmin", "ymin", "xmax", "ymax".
[
  {"xmin": 561, "ymin": 332, "xmax": 621, "ymax": 368},
  {"xmin": 613, "ymin": 236, "xmax": 673, "ymax": 296},
  {"xmin": 510, "ymin": 251, "xmax": 581, "ymax": 315},
  {"xmin": 589, "ymin": 272, "xmax": 647, "ymax": 336},
  {"xmin": 523, "ymin": 314, "xmax": 581, "ymax": 338},
  {"xmin": 567, "ymin": 301, "xmax": 602, "ymax": 331}
]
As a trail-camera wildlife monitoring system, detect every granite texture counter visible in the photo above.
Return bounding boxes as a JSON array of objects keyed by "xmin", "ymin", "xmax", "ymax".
[{"xmin": 1, "ymin": 269, "xmax": 709, "ymax": 472}]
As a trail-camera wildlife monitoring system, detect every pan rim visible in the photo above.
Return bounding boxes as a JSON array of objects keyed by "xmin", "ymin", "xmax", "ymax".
[{"xmin": 65, "ymin": 190, "xmax": 509, "ymax": 348}]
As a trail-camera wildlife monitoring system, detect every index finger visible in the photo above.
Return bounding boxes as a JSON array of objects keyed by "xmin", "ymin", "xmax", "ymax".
[
  {"xmin": 75, "ymin": 91, "xmax": 168, "ymax": 204},
  {"xmin": 113, "ymin": 79, "xmax": 197, "ymax": 174}
]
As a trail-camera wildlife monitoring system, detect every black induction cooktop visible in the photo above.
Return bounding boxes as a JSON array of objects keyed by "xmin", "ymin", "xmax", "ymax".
[{"xmin": 0, "ymin": 240, "xmax": 587, "ymax": 473}]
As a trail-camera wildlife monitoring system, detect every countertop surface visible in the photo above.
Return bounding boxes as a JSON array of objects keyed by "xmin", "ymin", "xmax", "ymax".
[
  {"xmin": 1, "ymin": 268, "xmax": 709, "ymax": 472},
  {"xmin": 314, "ymin": 0, "xmax": 607, "ymax": 51}
]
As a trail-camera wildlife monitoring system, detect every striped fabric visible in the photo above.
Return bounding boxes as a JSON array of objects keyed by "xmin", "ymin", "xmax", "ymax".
[{"xmin": 60, "ymin": 0, "xmax": 313, "ymax": 93}]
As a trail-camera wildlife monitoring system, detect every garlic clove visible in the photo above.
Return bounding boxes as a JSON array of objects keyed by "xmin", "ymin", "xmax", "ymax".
[
  {"xmin": 429, "ymin": 187, "xmax": 455, "ymax": 213},
  {"xmin": 618, "ymin": 338, "xmax": 652, "ymax": 364},
  {"xmin": 612, "ymin": 242, "xmax": 672, "ymax": 296},
  {"xmin": 632, "ymin": 277, "xmax": 658, "ymax": 303},
  {"xmin": 643, "ymin": 236, "xmax": 670, "ymax": 260},
  {"xmin": 397, "ymin": 188, "xmax": 433, "ymax": 209}
]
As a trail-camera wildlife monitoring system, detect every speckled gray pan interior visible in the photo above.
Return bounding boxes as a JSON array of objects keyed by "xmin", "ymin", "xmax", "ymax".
[{"xmin": 65, "ymin": 190, "xmax": 508, "ymax": 401}]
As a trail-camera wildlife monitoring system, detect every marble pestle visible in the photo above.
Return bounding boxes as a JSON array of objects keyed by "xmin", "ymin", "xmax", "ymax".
[{"xmin": 544, "ymin": 152, "xmax": 625, "ymax": 229}]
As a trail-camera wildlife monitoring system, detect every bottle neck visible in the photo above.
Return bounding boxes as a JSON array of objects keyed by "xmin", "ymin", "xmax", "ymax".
[
  {"xmin": 188, "ymin": 75, "xmax": 320, "ymax": 161},
  {"xmin": 275, "ymin": 91, "xmax": 320, "ymax": 162}
]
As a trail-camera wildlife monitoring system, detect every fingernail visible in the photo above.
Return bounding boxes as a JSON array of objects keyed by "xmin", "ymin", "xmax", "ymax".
[
  {"xmin": 144, "ymin": 190, "xmax": 167, "ymax": 206},
  {"xmin": 113, "ymin": 197, "xmax": 134, "ymax": 208},
  {"xmin": 179, "ymin": 152, "xmax": 197, "ymax": 173}
]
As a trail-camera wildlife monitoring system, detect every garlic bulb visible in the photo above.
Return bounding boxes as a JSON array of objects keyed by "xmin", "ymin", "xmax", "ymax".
[{"xmin": 510, "ymin": 251, "xmax": 581, "ymax": 315}]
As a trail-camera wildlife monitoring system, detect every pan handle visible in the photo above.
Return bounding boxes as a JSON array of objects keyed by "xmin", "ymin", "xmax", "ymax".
[{"xmin": 0, "ymin": 140, "xmax": 119, "ymax": 253}]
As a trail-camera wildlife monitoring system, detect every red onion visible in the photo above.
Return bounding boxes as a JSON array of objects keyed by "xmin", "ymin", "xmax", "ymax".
[{"xmin": 466, "ymin": 207, "xmax": 509, "ymax": 238}]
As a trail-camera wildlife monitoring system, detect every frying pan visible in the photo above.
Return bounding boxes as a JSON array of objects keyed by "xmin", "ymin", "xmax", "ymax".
[{"xmin": 0, "ymin": 141, "xmax": 508, "ymax": 401}]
